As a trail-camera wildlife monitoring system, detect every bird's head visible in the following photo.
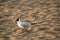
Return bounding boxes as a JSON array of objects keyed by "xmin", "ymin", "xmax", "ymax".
[
  {"xmin": 16, "ymin": 17, "xmax": 21, "ymax": 22},
  {"xmin": 16, "ymin": 18, "xmax": 19, "ymax": 21}
]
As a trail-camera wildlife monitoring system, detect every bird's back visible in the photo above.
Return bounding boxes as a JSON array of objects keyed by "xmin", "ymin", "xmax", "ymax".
[{"xmin": 20, "ymin": 22, "xmax": 31, "ymax": 27}]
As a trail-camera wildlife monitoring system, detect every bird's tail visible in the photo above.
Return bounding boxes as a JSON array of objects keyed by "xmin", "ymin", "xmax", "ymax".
[{"xmin": 31, "ymin": 23, "xmax": 37, "ymax": 25}]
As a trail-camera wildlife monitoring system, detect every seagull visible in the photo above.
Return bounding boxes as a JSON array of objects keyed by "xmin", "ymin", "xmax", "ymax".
[{"xmin": 16, "ymin": 18, "xmax": 33, "ymax": 30}]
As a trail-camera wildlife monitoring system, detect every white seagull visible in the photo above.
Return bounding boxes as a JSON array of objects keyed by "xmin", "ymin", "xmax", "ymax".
[{"xmin": 16, "ymin": 18, "xmax": 32, "ymax": 30}]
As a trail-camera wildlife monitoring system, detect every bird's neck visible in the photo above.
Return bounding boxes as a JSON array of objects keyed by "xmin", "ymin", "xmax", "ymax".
[
  {"xmin": 17, "ymin": 20, "xmax": 21, "ymax": 24},
  {"xmin": 19, "ymin": 19, "xmax": 21, "ymax": 22}
]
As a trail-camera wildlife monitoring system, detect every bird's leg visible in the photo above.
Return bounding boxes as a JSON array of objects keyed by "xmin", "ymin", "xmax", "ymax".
[
  {"xmin": 20, "ymin": 28, "xmax": 25, "ymax": 33},
  {"xmin": 27, "ymin": 26, "xmax": 32, "ymax": 30},
  {"xmin": 20, "ymin": 27, "xmax": 25, "ymax": 33}
]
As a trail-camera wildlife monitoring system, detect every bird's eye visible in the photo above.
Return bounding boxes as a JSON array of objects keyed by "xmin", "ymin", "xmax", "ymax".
[{"xmin": 16, "ymin": 18, "xmax": 19, "ymax": 21}]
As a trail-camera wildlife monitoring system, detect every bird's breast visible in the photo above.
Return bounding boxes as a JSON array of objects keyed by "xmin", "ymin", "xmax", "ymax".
[{"xmin": 17, "ymin": 21, "xmax": 22, "ymax": 28}]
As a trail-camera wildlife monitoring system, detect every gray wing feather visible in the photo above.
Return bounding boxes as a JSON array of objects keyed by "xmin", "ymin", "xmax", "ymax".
[{"xmin": 20, "ymin": 22, "xmax": 30, "ymax": 27}]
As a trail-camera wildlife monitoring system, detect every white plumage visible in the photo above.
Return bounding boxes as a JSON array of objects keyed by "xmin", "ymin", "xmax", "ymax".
[{"xmin": 16, "ymin": 18, "xmax": 32, "ymax": 29}]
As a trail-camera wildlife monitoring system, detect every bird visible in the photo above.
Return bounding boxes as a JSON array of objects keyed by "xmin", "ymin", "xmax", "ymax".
[{"xmin": 16, "ymin": 18, "xmax": 32, "ymax": 30}]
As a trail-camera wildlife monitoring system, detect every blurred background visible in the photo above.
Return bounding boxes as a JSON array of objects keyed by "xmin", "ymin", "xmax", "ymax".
[{"xmin": 0, "ymin": 0, "xmax": 60, "ymax": 40}]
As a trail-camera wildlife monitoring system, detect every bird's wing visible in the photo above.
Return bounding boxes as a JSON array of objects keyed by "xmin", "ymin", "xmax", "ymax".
[{"xmin": 20, "ymin": 22, "xmax": 30, "ymax": 27}]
